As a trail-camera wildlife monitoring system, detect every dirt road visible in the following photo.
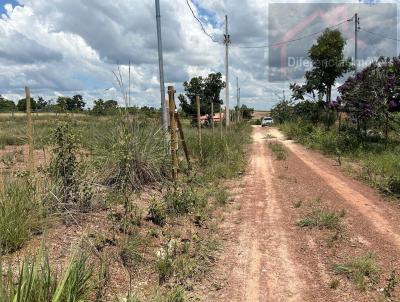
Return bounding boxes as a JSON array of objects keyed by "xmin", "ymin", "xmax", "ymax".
[{"xmin": 203, "ymin": 126, "xmax": 400, "ymax": 301}]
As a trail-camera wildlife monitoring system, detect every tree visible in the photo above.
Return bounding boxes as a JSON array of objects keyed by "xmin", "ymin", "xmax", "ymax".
[
  {"xmin": 238, "ymin": 105, "xmax": 254, "ymax": 120},
  {"xmin": 56, "ymin": 95, "xmax": 86, "ymax": 112},
  {"xmin": 307, "ymin": 29, "xmax": 353, "ymax": 105},
  {"xmin": 91, "ymin": 99, "xmax": 118, "ymax": 115},
  {"xmin": 0, "ymin": 96, "xmax": 16, "ymax": 112},
  {"xmin": 17, "ymin": 97, "xmax": 37, "ymax": 111},
  {"xmin": 36, "ymin": 96, "xmax": 48, "ymax": 111},
  {"xmin": 179, "ymin": 72, "xmax": 225, "ymax": 116},
  {"xmin": 91, "ymin": 99, "xmax": 106, "ymax": 115}
]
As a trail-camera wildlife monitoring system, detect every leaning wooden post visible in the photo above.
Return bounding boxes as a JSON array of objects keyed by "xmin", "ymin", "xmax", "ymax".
[
  {"xmin": 175, "ymin": 109, "xmax": 191, "ymax": 171},
  {"xmin": 196, "ymin": 95, "xmax": 202, "ymax": 158},
  {"xmin": 168, "ymin": 86, "xmax": 178, "ymax": 180},
  {"xmin": 25, "ymin": 86, "xmax": 34, "ymax": 175},
  {"xmin": 211, "ymin": 101, "xmax": 214, "ymax": 137}
]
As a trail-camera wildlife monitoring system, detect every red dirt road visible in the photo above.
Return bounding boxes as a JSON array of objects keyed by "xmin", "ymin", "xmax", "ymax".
[{"xmin": 203, "ymin": 126, "xmax": 400, "ymax": 301}]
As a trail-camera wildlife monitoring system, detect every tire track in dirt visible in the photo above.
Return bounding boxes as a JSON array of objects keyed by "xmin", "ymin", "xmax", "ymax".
[
  {"xmin": 207, "ymin": 127, "xmax": 305, "ymax": 301},
  {"xmin": 268, "ymin": 128, "xmax": 400, "ymax": 249}
]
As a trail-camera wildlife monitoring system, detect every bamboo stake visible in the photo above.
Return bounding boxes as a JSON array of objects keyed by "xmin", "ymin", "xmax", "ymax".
[
  {"xmin": 168, "ymin": 86, "xmax": 178, "ymax": 180},
  {"xmin": 25, "ymin": 86, "xmax": 34, "ymax": 175}
]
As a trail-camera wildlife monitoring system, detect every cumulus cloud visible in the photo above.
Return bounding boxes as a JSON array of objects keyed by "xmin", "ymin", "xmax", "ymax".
[{"xmin": 0, "ymin": 0, "xmax": 398, "ymax": 109}]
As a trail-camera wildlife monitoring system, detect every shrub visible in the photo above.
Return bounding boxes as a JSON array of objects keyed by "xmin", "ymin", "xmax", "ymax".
[
  {"xmin": 164, "ymin": 187, "xmax": 206, "ymax": 215},
  {"xmin": 49, "ymin": 123, "xmax": 93, "ymax": 212},
  {"xmin": 147, "ymin": 199, "xmax": 167, "ymax": 226}
]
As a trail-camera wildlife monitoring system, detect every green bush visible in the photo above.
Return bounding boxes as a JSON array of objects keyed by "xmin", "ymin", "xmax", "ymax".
[
  {"xmin": 164, "ymin": 187, "xmax": 206, "ymax": 215},
  {"xmin": 147, "ymin": 199, "xmax": 167, "ymax": 226}
]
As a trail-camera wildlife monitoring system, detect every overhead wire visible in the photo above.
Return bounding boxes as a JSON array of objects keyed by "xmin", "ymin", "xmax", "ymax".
[
  {"xmin": 359, "ymin": 28, "xmax": 400, "ymax": 42},
  {"xmin": 184, "ymin": 0, "xmax": 220, "ymax": 43},
  {"xmin": 235, "ymin": 18, "xmax": 352, "ymax": 49}
]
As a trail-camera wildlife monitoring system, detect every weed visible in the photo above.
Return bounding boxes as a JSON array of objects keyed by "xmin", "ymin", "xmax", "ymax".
[
  {"xmin": 153, "ymin": 286, "xmax": 186, "ymax": 302},
  {"xmin": 297, "ymin": 207, "xmax": 343, "ymax": 230},
  {"xmin": 0, "ymin": 246, "xmax": 93, "ymax": 301},
  {"xmin": 268, "ymin": 142, "xmax": 287, "ymax": 160},
  {"xmin": 0, "ymin": 177, "xmax": 45, "ymax": 253},
  {"xmin": 383, "ymin": 270, "xmax": 398, "ymax": 298},
  {"xmin": 156, "ymin": 245, "xmax": 174, "ymax": 284},
  {"xmin": 120, "ymin": 234, "xmax": 146, "ymax": 270},
  {"xmin": 293, "ymin": 200, "xmax": 302, "ymax": 208},
  {"xmin": 214, "ymin": 187, "xmax": 229, "ymax": 205},
  {"xmin": 334, "ymin": 252, "xmax": 380, "ymax": 290},
  {"xmin": 164, "ymin": 186, "xmax": 206, "ymax": 216},
  {"xmin": 329, "ymin": 279, "xmax": 340, "ymax": 289},
  {"xmin": 147, "ymin": 198, "xmax": 167, "ymax": 226}
]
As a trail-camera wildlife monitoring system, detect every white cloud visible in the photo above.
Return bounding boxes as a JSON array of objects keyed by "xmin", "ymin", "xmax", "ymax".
[{"xmin": 0, "ymin": 0, "xmax": 398, "ymax": 110}]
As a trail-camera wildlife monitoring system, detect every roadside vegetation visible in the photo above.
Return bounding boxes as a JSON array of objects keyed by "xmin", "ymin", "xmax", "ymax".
[
  {"xmin": 0, "ymin": 96, "xmax": 251, "ymax": 300},
  {"xmin": 271, "ymin": 28, "xmax": 400, "ymax": 199}
]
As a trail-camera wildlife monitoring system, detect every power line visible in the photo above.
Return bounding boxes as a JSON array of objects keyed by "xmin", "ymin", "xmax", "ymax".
[
  {"xmin": 235, "ymin": 18, "xmax": 351, "ymax": 49},
  {"xmin": 185, "ymin": 0, "xmax": 219, "ymax": 43},
  {"xmin": 359, "ymin": 28, "xmax": 400, "ymax": 42}
]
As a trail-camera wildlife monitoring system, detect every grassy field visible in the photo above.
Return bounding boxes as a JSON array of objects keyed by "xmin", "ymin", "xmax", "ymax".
[{"xmin": 0, "ymin": 112, "xmax": 251, "ymax": 301}]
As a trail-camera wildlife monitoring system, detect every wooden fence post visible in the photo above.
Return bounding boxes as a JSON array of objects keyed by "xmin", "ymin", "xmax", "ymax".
[
  {"xmin": 219, "ymin": 109, "xmax": 222, "ymax": 139},
  {"xmin": 196, "ymin": 95, "xmax": 202, "ymax": 158},
  {"xmin": 168, "ymin": 86, "xmax": 178, "ymax": 180},
  {"xmin": 25, "ymin": 86, "xmax": 34, "ymax": 175},
  {"xmin": 175, "ymin": 110, "xmax": 191, "ymax": 171}
]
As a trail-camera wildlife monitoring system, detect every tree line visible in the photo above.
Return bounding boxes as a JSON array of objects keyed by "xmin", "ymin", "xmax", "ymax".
[{"xmin": 0, "ymin": 94, "xmax": 161, "ymax": 116}]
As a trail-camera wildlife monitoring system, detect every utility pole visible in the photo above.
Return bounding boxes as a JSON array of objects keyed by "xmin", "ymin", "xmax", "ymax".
[
  {"xmin": 224, "ymin": 15, "xmax": 230, "ymax": 128},
  {"xmin": 155, "ymin": 0, "xmax": 168, "ymax": 140},
  {"xmin": 354, "ymin": 13, "xmax": 359, "ymax": 73}
]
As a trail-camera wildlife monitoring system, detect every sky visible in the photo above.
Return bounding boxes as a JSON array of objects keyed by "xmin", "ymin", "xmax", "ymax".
[{"xmin": 0, "ymin": 0, "xmax": 399, "ymax": 110}]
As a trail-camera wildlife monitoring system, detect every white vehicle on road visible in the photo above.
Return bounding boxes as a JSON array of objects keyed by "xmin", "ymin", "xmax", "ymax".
[{"xmin": 261, "ymin": 116, "xmax": 273, "ymax": 127}]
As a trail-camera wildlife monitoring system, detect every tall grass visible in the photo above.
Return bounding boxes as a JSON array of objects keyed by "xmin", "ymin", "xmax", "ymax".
[
  {"xmin": 0, "ymin": 177, "xmax": 44, "ymax": 253},
  {"xmin": 93, "ymin": 117, "xmax": 168, "ymax": 193},
  {"xmin": 186, "ymin": 123, "xmax": 251, "ymax": 181},
  {"xmin": 0, "ymin": 247, "xmax": 93, "ymax": 301}
]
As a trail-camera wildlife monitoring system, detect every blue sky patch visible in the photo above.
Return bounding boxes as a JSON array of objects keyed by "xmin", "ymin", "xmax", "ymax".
[
  {"xmin": 0, "ymin": 0, "xmax": 21, "ymax": 15},
  {"xmin": 191, "ymin": 0, "xmax": 220, "ymax": 28}
]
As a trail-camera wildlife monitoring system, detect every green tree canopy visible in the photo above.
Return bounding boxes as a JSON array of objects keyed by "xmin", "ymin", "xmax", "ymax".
[
  {"xmin": 306, "ymin": 29, "xmax": 353, "ymax": 103},
  {"xmin": 56, "ymin": 95, "xmax": 86, "ymax": 112},
  {"xmin": 17, "ymin": 97, "xmax": 37, "ymax": 111},
  {"xmin": 179, "ymin": 72, "xmax": 225, "ymax": 116},
  {"xmin": 0, "ymin": 95, "xmax": 16, "ymax": 112}
]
